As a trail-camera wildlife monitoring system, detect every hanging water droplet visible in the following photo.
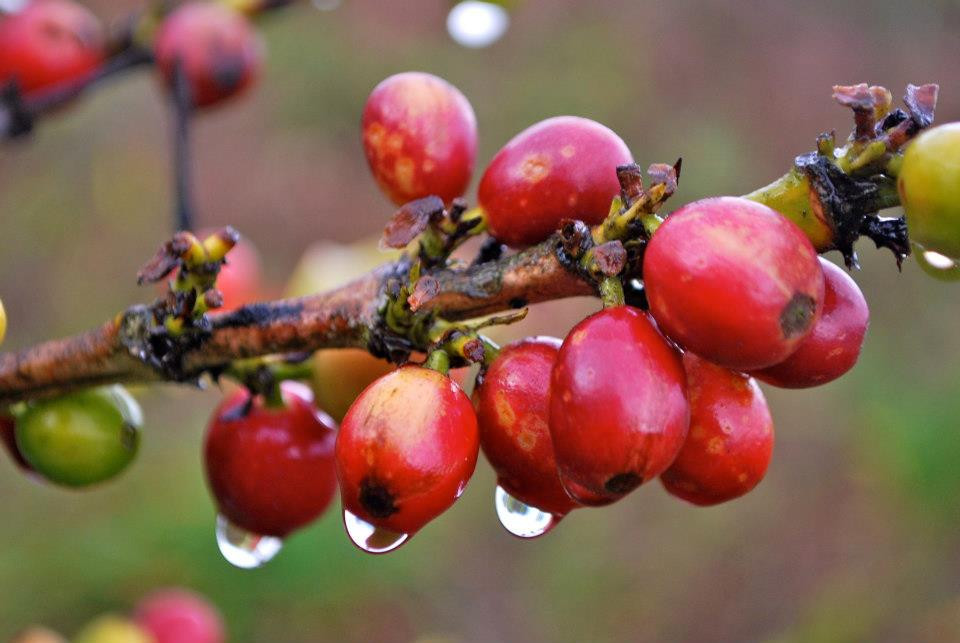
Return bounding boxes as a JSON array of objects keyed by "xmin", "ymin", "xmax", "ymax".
[
  {"xmin": 913, "ymin": 244, "xmax": 960, "ymax": 282},
  {"xmin": 215, "ymin": 514, "xmax": 283, "ymax": 569},
  {"xmin": 494, "ymin": 485, "xmax": 561, "ymax": 539},
  {"xmin": 446, "ymin": 1, "xmax": 510, "ymax": 49},
  {"xmin": 922, "ymin": 250, "xmax": 957, "ymax": 270},
  {"xmin": 343, "ymin": 509, "xmax": 409, "ymax": 554}
]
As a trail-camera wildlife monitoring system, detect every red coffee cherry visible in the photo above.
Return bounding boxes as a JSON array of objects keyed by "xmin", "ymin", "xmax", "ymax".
[
  {"xmin": 134, "ymin": 588, "xmax": 225, "ymax": 643},
  {"xmin": 478, "ymin": 116, "xmax": 633, "ymax": 247},
  {"xmin": 204, "ymin": 381, "xmax": 337, "ymax": 538},
  {"xmin": 549, "ymin": 306, "xmax": 689, "ymax": 506},
  {"xmin": 336, "ymin": 366, "xmax": 479, "ymax": 551},
  {"xmin": 361, "ymin": 71, "xmax": 477, "ymax": 206},
  {"xmin": 0, "ymin": 0, "xmax": 104, "ymax": 97},
  {"xmin": 753, "ymin": 258, "xmax": 869, "ymax": 388},
  {"xmin": 154, "ymin": 2, "xmax": 262, "ymax": 109},
  {"xmin": 474, "ymin": 337, "xmax": 578, "ymax": 535},
  {"xmin": 660, "ymin": 353, "xmax": 774, "ymax": 506},
  {"xmin": 644, "ymin": 196, "xmax": 825, "ymax": 371}
]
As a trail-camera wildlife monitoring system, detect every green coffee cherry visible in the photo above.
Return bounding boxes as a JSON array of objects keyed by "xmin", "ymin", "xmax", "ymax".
[
  {"xmin": 15, "ymin": 386, "xmax": 142, "ymax": 487},
  {"xmin": 899, "ymin": 122, "xmax": 960, "ymax": 259}
]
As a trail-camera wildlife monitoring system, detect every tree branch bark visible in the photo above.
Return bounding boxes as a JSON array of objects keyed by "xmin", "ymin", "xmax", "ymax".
[{"xmin": 0, "ymin": 237, "xmax": 591, "ymax": 405}]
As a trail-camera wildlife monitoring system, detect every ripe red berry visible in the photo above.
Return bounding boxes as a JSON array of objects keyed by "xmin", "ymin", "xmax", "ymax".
[
  {"xmin": 474, "ymin": 337, "xmax": 578, "ymax": 521},
  {"xmin": 660, "ymin": 353, "xmax": 774, "ymax": 506},
  {"xmin": 154, "ymin": 2, "xmax": 262, "ymax": 109},
  {"xmin": 549, "ymin": 306, "xmax": 689, "ymax": 506},
  {"xmin": 361, "ymin": 71, "xmax": 478, "ymax": 206},
  {"xmin": 752, "ymin": 258, "xmax": 869, "ymax": 388},
  {"xmin": 644, "ymin": 196, "xmax": 825, "ymax": 371},
  {"xmin": 478, "ymin": 116, "xmax": 633, "ymax": 247},
  {"xmin": 134, "ymin": 588, "xmax": 225, "ymax": 643},
  {"xmin": 204, "ymin": 381, "xmax": 337, "ymax": 537},
  {"xmin": 336, "ymin": 366, "xmax": 479, "ymax": 543},
  {"xmin": 0, "ymin": 0, "xmax": 104, "ymax": 97}
]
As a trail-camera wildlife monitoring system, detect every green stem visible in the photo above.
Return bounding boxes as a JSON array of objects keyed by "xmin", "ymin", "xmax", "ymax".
[
  {"xmin": 424, "ymin": 349, "xmax": 450, "ymax": 375},
  {"xmin": 599, "ymin": 276, "xmax": 625, "ymax": 308}
]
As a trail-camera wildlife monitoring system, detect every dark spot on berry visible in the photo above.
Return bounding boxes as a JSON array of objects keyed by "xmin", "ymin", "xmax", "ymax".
[
  {"xmin": 604, "ymin": 472, "xmax": 642, "ymax": 495},
  {"xmin": 359, "ymin": 479, "xmax": 398, "ymax": 518},
  {"xmin": 780, "ymin": 292, "xmax": 816, "ymax": 338},
  {"xmin": 509, "ymin": 297, "xmax": 527, "ymax": 309}
]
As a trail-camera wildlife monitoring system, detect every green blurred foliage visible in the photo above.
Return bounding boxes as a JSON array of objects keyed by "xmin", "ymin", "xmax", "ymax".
[{"xmin": 1, "ymin": 0, "xmax": 960, "ymax": 640}]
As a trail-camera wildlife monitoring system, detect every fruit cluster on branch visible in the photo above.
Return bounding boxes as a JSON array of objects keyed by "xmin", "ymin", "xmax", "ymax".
[{"xmin": 2, "ymin": 0, "xmax": 959, "ymax": 562}]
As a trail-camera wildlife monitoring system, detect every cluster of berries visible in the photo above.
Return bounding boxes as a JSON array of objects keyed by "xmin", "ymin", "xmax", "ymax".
[{"xmin": 0, "ymin": 0, "xmax": 261, "ymax": 109}]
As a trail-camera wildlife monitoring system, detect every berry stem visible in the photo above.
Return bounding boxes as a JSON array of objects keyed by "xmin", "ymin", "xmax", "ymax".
[
  {"xmin": 171, "ymin": 61, "xmax": 195, "ymax": 232},
  {"xmin": 598, "ymin": 276, "xmax": 625, "ymax": 309}
]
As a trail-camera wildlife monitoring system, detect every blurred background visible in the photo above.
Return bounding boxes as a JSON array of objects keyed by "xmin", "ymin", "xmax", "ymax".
[{"xmin": 1, "ymin": 0, "xmax": 959, "ymax": 640}]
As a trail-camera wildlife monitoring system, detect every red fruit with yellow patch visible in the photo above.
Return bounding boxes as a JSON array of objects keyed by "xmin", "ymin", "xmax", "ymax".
[
  {"xmin": 336, "ymin": 366, "xmax": 479, "ymax": 537},
  {"xmin": 0, "ymin": 0, "xmax": 104, "ymax": 97},
  {"xmin": 752, "ymin": 258, "xmax": 869, "ymax": 388},
  {"xmin": 361, "ymin": 71, "xmax": 477, "ymax": 206},
  {"xmin": 478, "ymin": 116, "xmax": 633, "ymax": 247},
  {"xmin": 154, "ymin": 2, "xmax": 262, "ymax": 109},
  {"xmin": 549, "ymin": 306, "xmax": 689, "ymax": 506},
  {"xmin": 204, "ymin": 381, "xmax": 337, "ymax": 537},
  {"xmin": 661, "ymin": 353, "xmax": 774, "ymax": 506},
  {"xmin": 644, "ymin": 196, "xmax": 825, "ymax": 371},
  {"xmin": 474, "ymin": 337, "xmax": 578, "ymax": 517}
]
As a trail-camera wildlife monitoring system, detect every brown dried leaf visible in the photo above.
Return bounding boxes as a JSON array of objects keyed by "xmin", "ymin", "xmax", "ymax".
[
  {"xmin": 904, "ymin": 84, "xmax": 938, "ymax": 128},
  {"xmin": 593, "ymin": 241, "xmax": 627, "ymax": 276},
  {"xmin": 647, "ymin": 162, "xmax": 679, "ymax": 196},
  {"xmin": 616, "ymin": 163, "xmax": 644, "ymax": 205},
  {"xmin": 381, "ymin": 195, "xmax": 445, "ymax": 249},
  {"xmin": 137, "ymin": 232, "xmax": 196, "ymax": 285},
  {"xmin": 407, "ymin": 275, "xmax": 440, "ymax": 311}
]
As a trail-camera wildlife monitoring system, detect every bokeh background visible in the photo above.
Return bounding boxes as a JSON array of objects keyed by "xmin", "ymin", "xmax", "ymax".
[{"xmin": 1, "ymin": 0, "xmax": 960, "ymax": 640}]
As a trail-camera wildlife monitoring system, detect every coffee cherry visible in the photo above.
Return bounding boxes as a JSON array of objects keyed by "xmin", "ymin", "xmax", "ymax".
[
  {"xmin": 361, "ymin": 71, "xmax": 478, "ymax": 205},
  {"xmin": 753, "ymin": 258, "xmax": 869, "ymax": 388},
  {"xmin": 74, "ymin": 615, "xmax": 151, "ymax": 643},
  {"xmin": 154, "ymin": 2, "xmax": 262, "ymax": 109},
  {"xmin": 660, "ymin": 353, "xmax": 774, "ymax": 506},
  {"xmin": 549, "ymin": 306, "xmax": 689, "ymax": 506},
  {"xmin": 644, "ymin": 196, "xmax": 825, "ymax": 371},
  {"xmin": 898, "ymin": 122, "xmax": 960, "ymax": 259},
  {"xmin": 10, "ymin": 626, "xmax": 66, "ymax": 643},
  {"xmin": 474, "ymin": 337, "xmax": 578, "ymax": 520},
  {"xmin": 1, "ymin": 414, "xmax": 33, "ymax": 471},
  {"xmin": 0, "ymin": 0, "xmax": 104, "ymax": 97},
  {"xmin": 204, "ymin": 381, "xmax": 337, "ymax": 537},
  {"xmin": 135, "ymin": 588, "xmax": 225, "ymax": 643},
  {"xmin": 15, "ymin": 386, "xmax": 141, "ymax": 487},
  {"xmin": 336, "ymin": 366, "xmax": 479, "ymax": 541},
  {"xmin": 478, "ymin": 116, "xmax": 633, "ymax": 247}
]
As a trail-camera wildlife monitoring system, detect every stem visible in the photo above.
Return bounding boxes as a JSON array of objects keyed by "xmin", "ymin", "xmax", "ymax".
[
  {"xmin": 598, "ymin": 276, "xmax": 625, "ymax": 308},
  {"xmin": 171, "ymin": 61, "xmax": 195, "ymax": 232},
  {"xmin": 424, "ymin": 350, "xmax": 450, "ymax": 375}
]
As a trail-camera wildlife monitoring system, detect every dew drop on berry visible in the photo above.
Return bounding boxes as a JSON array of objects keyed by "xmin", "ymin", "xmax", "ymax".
[
  {"xmin": 923, "ymin": 250, "xmax": 958, "ymax": 270},
  {"xmin": 215, "ymin": 514, "xmax": 283, "ymax": 569},
  {"xmin": 342, "ymin": 509, "xmax": 409, "ymax": 554},
  {"xmin": 494, "ymin": 485, "xmax": 562, "ymax": 539}
]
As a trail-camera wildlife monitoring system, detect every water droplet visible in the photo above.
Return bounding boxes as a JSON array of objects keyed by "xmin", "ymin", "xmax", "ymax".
[
  {"xmin": 215, "ymin": 514, "xmax": 283, "ymax": 569},
  {"xmin": 494, "ymin": 486, "xmax": 561, "ymax": 539},
  {"xmin": 922, "ymin": 250, "xmax": 957, "ymax": 270},
  {"xmin": 312, "ymin": 0, "xmax": 342, "ymax": 10},
  {"xmin": 913, "ymin": 244, "xmax": 960, "ymax": 282},
  {"xmin": 343, "ymin": 509, "xmax": 409, "ymax": 554},
  {"xmin": 446, "ymin": 1, "xmax": 510, "ymax": 48}
]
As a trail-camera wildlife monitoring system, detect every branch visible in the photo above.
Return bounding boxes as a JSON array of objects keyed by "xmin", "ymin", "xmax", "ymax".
[{"xmin": 0, "ymin": 239, "xmax": 588, "ymax": 404}]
